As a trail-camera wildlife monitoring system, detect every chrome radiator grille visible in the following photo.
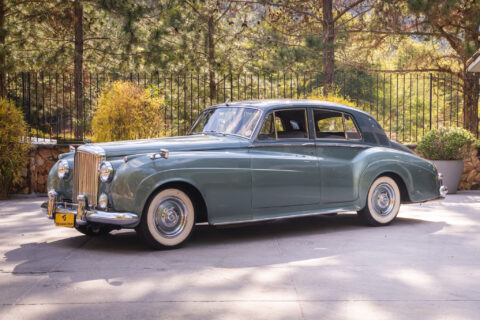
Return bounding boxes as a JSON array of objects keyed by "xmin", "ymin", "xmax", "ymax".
[{"xmin": 73, "ymin": 150, "xmax": 102, "ymax": 206}]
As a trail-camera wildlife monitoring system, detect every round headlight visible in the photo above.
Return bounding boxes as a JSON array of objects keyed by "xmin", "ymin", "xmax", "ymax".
[
  {"xmin": 57, "ymin": 159, "xmax": 70, "ymax": 179},
  {"xmin": 99, "ymin": 161, "xmax": 113, "ymax": 182},
  {"xmin": 98, "ymin": 193, "xmax": 108, "ymax": 209}
]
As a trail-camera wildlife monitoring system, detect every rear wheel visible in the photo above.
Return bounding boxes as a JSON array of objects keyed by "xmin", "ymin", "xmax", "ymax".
[
  {"xmin": 137, "ymin": 188, "xmax": 195, "ymax": 249},
  {"xmin": 358, "ymin": 176, "xmax": 401, "ymax": 226}
]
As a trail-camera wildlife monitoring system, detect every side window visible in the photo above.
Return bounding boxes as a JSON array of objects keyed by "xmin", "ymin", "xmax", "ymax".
[
  {"xmin": 344, "ymin": 114, "xmax": 361, "ymax": 140},
  {"xmin": 274, "ymin": 109, "xmax": 308, "ymax": 139},
  {"xmin": 314, "ymin": 109, "xmax": 362, "ymax": 140},
  {"xmin": 314, "ymin": 110, "xmax": 345, "ymax": 139},
  {"xmin": 256, "ymin": 109, "xmax": 308, "ymax": 140},
  {"xmin": 258, "ymin": 113, "xmax": 275, "ymax": 140}
]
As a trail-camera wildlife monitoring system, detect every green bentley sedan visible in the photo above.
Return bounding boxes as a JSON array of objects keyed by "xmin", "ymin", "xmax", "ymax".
[{"xmin": 42, "ymin": 99, "xmax": 447, "ymax": 249}]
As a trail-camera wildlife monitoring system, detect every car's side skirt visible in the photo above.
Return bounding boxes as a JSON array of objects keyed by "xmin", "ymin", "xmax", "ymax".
[{"xmin": 211, "ymin": 205, "xmax": 360, "ymax": 226}]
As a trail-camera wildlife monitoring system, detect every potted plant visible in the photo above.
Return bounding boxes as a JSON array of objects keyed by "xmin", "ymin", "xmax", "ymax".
[{"xmin": 416, "ymin": 127, "xmax": 478, "ymax": 194}]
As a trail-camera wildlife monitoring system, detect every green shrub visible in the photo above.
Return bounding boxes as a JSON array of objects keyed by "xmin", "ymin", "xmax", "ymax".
[
  {"xmin": 0, "ymin": 99, "xmax": 30, "ymax": 199},
  {"xmin": 416, "ymin": 127, "xmax": 479, "ymax": 160},
  {"xmin": 91, "ymin": 81, "xmax": 169, "ymax": 142}
]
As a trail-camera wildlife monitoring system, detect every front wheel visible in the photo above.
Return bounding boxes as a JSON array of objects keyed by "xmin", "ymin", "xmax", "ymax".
[
  {"xmin": 358, "ymin": 176, "xmax": 401, "ymax": 226},
  {"xmin": 137, "ymin": 188, "xmax": 195, "ymax": 249}
]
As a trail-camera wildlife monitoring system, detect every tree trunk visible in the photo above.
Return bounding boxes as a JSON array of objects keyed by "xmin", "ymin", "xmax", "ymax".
[
  {"xmin": 322, "ymin": 0, "xmax": 334, "ymax": 95},
  {"xmin": 73, "ymin": 0, "xmax": 84, "ymax": 139},
  {"xmin": 207, "ymin": 15, "xmax": 216, "ymax": 103},
  {"xmin": 464, "ymin": 72, "xmax": 480, "ymax": 136},
  {"xmin": 0, "ymin": 0, "xmax": 6, "ymax": 98}
]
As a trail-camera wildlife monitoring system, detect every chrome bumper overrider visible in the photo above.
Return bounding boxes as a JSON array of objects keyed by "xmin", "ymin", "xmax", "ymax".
[
  {"xmin": 438, "ymin": 173, "xmax": 448, "ymax": 198},
  {"xmin": 41, "ymin": 190, "xmax": 138, "ymax": 226}
]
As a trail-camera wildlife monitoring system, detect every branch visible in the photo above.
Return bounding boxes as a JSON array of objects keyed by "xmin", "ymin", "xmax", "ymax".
[
  {"xmin": 345, "ymin": 29, "xmax": 441, "ymax": 36},
  {"xmin": 333, "ymin": 0, "xmax": 366, "ymax": 23}
]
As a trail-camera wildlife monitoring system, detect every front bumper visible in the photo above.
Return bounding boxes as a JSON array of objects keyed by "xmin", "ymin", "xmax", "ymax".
[
  {"xmin": 438, "ymin": 173, "xmax": 448, "ymax": 198},
  {"xmin": 41, "ymin": 190, "xmax": 139, "ymax": 227}
]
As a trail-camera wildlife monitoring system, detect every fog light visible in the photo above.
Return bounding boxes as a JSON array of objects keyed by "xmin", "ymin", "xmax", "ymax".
[{"xmin": 98, "ymin": 193, "xmax": 108, "ymax": 209}]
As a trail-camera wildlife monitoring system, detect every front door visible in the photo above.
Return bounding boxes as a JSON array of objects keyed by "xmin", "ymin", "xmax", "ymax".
[{"xmin": 250, "ymin": 108, "xmax": 319, "ymax": 210}]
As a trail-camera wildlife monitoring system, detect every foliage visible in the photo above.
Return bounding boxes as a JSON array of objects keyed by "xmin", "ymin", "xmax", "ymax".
[
  {"xmin": 0, "ymin": 99, "xmax": 30, "ymax": 199},
  {"xmin": 416, "ymin": 127, "xmax": 479, "ymax": 160},
  {"xmin": 307, "ymin": 87, "xmax": 359, "ymax": 109},
  {"xmin": 91, "ymin": 81, "xmax": 169, "ymax": 142}
]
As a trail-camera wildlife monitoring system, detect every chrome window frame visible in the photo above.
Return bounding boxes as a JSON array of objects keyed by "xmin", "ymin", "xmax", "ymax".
[
  {"xmin": 187, "ymin": 106, "xmax": 263, "ymax": 139},
  {"xmin": 313, "ymin": 108, "xmax": 363, "ymax": 141},
  {"xmin": 255, "ymin": 108, "xmax": 310, "ymax": 142}
]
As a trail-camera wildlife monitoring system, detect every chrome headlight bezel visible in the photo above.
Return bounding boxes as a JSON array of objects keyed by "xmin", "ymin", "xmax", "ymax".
[
  {"xmin": 57, "ymin": 159, "xmax": 70, "ymax": 179},
  {"xmin": 99, "ymin": 161, "xmax": 114, "ymax": 182}
]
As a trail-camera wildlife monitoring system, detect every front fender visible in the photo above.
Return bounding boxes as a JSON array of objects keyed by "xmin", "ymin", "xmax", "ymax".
[{"xmin": 111, "ymin": 150, "xmax": 252, "ymax": 224}]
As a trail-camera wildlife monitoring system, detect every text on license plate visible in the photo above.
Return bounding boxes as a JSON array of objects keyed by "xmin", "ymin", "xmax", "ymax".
[{"xmin": 55, "ymin": 213, "xmax": 75, "ymax": 228}]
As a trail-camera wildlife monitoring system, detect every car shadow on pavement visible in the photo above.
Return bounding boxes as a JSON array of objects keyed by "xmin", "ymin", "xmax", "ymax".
[{"xmin": 4, "ymin": 213, "xmax": 448, "ymax": 274}]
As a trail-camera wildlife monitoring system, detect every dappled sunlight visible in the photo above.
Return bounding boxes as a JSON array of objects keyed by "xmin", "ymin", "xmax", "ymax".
[
  {"xmin": 1, "ymin": 192, "xmax": 480, "ymax": 319},
  {"xmin": 385, "ymin": 269, "xmax": 435, "ymax": 291},
  {"xmin": 341, "ymin": 299, "xmax": 394, "ymax": 320}
]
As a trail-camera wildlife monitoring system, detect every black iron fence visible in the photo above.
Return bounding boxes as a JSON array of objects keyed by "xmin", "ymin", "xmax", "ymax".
[{"xmin": 3, "ymin": 71, "xmax": 469, "ymax": 143}]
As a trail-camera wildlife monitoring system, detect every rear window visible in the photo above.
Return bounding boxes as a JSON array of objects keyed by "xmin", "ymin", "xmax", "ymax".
[{"xmin": 314, "ymin": 109, "xmax": 361, "ymax": 140}]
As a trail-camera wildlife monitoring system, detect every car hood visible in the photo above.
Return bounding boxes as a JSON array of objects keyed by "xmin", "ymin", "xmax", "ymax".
[{"xmin": 77, "ymin": 134, "xmax": 250, "ymax": 158}]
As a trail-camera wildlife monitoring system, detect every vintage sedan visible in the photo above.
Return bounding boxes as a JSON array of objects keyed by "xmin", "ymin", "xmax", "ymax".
[{"xmin": 42, "ymin": 99, "xmax": 447, "ymax": 249}]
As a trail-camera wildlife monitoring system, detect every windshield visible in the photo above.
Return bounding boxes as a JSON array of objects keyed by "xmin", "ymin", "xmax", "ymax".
[{"xmin": 189, "ymin": 107, "xmax": 261, "ymax": 138}]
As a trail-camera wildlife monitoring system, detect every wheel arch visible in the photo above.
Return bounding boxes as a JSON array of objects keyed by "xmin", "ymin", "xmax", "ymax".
[
  {"xmin": 373, "ymin": 172, "xmax": 411, "ymax": 204},
  {"xmin": 142, "ymin": 180, "xmax": 209, "ymax": 224},
  {"xmin": 357, "ymin": 160, "xmax": 415, "ymax": 210}
]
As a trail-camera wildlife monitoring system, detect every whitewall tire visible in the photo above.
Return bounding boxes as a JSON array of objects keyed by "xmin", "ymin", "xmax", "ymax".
[
  {"xmin": 138, "ymin": 188, "xmax": 195, "ymax": 249},
  {"xmin": 358, "ymin": 176, "xmax": 401, "ymax": 226}
]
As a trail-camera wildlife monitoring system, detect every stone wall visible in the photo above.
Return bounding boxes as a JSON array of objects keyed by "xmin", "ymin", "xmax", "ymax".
[
  {"xmin": 458, "ymin": 149, "xmax": 480, "ymax": 190},
  {"xmin": 12, "ymin": 145, "xmax": 70, "ymax": 195}
]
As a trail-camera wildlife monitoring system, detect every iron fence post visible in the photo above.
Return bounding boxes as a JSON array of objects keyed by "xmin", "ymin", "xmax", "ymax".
[{"xmin": 429, "ymin": 73, "xmax": 433, "ymax": 130}]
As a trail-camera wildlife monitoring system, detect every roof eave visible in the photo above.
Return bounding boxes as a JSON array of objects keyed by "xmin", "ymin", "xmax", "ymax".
[{"xmin": 467, "ymin": 54, "xmax": 480, "ymax": 72}]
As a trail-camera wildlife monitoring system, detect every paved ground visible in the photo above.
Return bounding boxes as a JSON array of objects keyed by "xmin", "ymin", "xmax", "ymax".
[{"xmin": 0, "ymin": 193, "xmax": 479, "ymax": 320}]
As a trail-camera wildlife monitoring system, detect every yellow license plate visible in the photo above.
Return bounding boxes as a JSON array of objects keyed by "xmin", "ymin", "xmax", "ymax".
[{"xmin": 55, "ymin": 213, "xmax": 75, "ymax": 228}]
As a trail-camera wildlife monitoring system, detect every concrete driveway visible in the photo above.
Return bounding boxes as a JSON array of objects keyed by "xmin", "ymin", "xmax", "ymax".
[{"xmin": 0, "ymin": 192, "xmax": 479, "ymax": 320}]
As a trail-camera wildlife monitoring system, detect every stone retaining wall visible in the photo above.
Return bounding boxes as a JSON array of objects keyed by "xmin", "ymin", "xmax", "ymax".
[
  {"xmin": 458, "ymin": 149, "xmax": 480, "ymax": 190},
  {"xmin": 12, "ymin": 145, "xmax": 70, "ymax": 195}
]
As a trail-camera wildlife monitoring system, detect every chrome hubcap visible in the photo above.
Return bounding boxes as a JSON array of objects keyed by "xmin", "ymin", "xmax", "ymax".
[
  {"xmin": 371, "ymin": 183, "xmax": 396, "ymax": 216},
  {"xmin": 154, "ymin": 197, "xmax": 187, "ymax": 238}
]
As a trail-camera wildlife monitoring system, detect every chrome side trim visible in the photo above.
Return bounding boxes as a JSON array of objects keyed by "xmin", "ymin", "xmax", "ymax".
[
  {"xmin": 315, "ymin": 142, "xmax": 370, "ymax": 148},
  {"xmin": 250, "ymin": 142, "xmax": 314, "ymax": 148},
  {"xmin": 213, "ymin": 208, "xmax": 348, "ymax": 226}
]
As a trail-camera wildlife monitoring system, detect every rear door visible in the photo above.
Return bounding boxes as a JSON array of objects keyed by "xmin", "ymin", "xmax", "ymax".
[{"xmin": 313, "ymin": 108, "xmax": 368, "ymax": 204}]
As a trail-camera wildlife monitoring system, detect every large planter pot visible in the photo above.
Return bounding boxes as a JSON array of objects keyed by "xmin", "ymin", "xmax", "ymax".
[{"xmin": 431, "ymin": 160, "xmax": 464, "ymax": 194}]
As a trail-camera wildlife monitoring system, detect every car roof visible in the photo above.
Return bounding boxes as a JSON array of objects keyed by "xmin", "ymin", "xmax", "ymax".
[{"xmin": 211, "ymin": 99, "xmax": 371, "ymax": 116}]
